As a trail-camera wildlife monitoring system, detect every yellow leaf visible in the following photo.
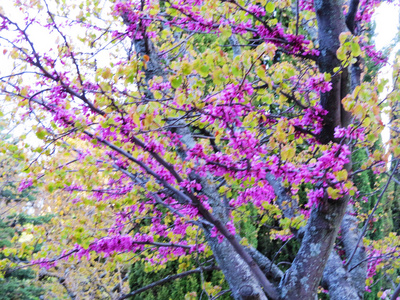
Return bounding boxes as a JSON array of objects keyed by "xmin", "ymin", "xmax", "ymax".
[
  {"xmin": 102, "ymin": 67, "xmax": 112, "ymax": 79},
  {"xmin": 282, "ymin": 146, "xmax": 295, "ymax": 161},
  {"xmin": 327, "ymin": 187, "xmax": 341, "ymax": 200},
  {"xmin": 335, "ymin": 169, "xmax": 348, "ymax": 181},
  {"xmin": 256, "ymin": 66, "xmax": 267, "ymax": 81},
  {"xmin": 351, "ymin": 42, "xmax": 361, "ymax": 57},
  {"xmin": 220, "ymin": 26, "xmax": 232, "ymax": 39},
  {"xmin": 181, "ymin": 62, "xmax": 192, "ymax": 75},
  {"xmin": 394, "ymin": 146, "xmax": 400, "ymax": 157},
  {"xmin": 339, "ymin": 32, "xmax": 350, "ymax": 44},
  {"xmin": 266, "ymin": 2, "xmax": 275, "ymax": 13},
  {"xmin": 10, "ymin": 49, "xmax": 19, "ymax": 59},
  {"xmin": 353, "ymin": 104, "xmax": 364, "ymax": 119}
]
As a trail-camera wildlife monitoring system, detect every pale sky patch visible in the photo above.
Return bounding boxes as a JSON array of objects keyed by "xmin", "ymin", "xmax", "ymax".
[{"xmin": 374, "ymin": 2, "xmax": 400, "ymax": 154}]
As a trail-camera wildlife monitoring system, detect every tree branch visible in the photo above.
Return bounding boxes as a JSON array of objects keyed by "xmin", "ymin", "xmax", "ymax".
[
  {"xmin": 345, "ymin": 0, "xmax": 360, "ymax": 34},
  {"xmin": 340, "ymin": 205, "xmax": 367, "ymax": 297},
  {"xmin": 118, "ymin": 266, "xmax": 219, "ymax": 300},
  {"xmin": 38, "ymin": 269, "xmax": 76, "ymax": 300},
  {"xmin": 345, "ymin": 160, "xmax": 400, "ymax": 268},
  {"xmin": 322, "ymin": 251, "xmax": 361, "ymax": 300},
  {"xmin": 391, "ymin": 282, "xmax": 400, "ymax": 300}
]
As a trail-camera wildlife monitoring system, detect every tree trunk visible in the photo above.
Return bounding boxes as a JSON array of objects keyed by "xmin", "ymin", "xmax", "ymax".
[{"xmin": 279, "ymin": 0, "xmax": 355, "ymax": 298}]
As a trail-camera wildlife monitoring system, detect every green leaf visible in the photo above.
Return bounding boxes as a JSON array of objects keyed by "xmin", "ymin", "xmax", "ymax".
[
  {"xmin": 170, "ymin": 75, "xmax": 183, "ymax": 88},
  {"xmin": 212, "ymin": 69, "xmax": 224, "ymax": 85},
  {"xmin": 367, "ymin": 133, "xmax": 377, "ymax": 142},
  {"xmin": 47, "ymin": 183, "xmax": 55, "ymax": 193},
  {"xmin": 336, "ymin": 46, "xmax": 346, "ymax": 61},
  {"xmin": 181, "ymin": 62, "xmax": 193, "ymax": 76},
  {"xmin": 36, "ymin": 130, "xmax": 46, "ymax": 140},
  {"xmin": 101, "ymin": 67, "xmax": 112, "ymax": 79},
  {"xmin": 336, "ymin": 169, "xmax": 348, "ymax": 181},
  {"xmin": 153, "ymin": 90, "xmax": 162, "ymax": 99},
  {"xmin": 256, "ymin": 66, "xmax": 267, "ymax": 81},
  {"xmin": 327, "ymin": 187, "xmax": 341, "ymax": 200},
  {"xmin": 351, "ymin": 42, "xmax": 361, "ymax": 57},
  {"xmin": 324, "ymin": 72, "xmax": 331, "ymax": 81},
  {"xmin": 232, "ymin": 65, "xmax": 241, "ymax": 76},
  {"xmin": 220, "ymin": 26, "xmax": 232, "ymax": 39},
  {"xmin": 198, "ymin": 64, "xmax": 210, "ymax": 77},
  {"xmin": 339, "ymin": 32, "xmax": 350, "ymax": 44},
  {"xmin": 266, "ymin": 2, "xmax": 275, "ymax": 13}
]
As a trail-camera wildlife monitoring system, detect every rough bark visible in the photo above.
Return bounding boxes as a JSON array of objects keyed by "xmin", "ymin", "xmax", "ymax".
[
  {"xmin": 279, "ymin": 195, "xmax": 350, "ymax": 299},
  {"xmin": 391, "ymin": 282, "xmax": 400, "ymax": 300},
  {"xmin": 229, "ymin": 34, "xmax": 242, "ymax": 58},
  {"xmin": 279, "ymin": 0, "xmax": 354, "ymax": 298},
  {"xmin": 246, "ymin": 246, "xmax": 284, "ymax": 284},
  {"xmin": 204, "ymin": 231, "xmax": 269, "ymax": 300},
  {"xmin": 341, "ymin": 205, "xmax": 367, "ymax": 298},
  {"xmin": 322, "ymin": 252, "xmax": 361, "ymax": 300},
  {"xmin": 266, "ymin": 174, "xmax": 298, "ymax": 220}
]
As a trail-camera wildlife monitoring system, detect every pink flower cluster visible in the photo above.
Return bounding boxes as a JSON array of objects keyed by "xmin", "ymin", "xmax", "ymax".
[
  {"xmin": 299, "ymin": 0, "xmax": 315, "ymax": 12},
  {"xmin": 16, "ymin": 0, "xmax": 381, "ymax": 271},
  {"xmin": 363, "ymin": 44, "xmax": 388, "ymax": 65},
  {"xmin": 202, "ymin": 82, "xmax": 254, "ymax": 128},
  {"xmin": 168, "ymin": 3, "xmax": 218, "ymax": 33},
  {"xmin": 31, "ymin": 258, "xmax": 57, "ymax": 270},
  {"xmin": 230, "ymin": 184, "xmax": 275, "ymax": 208},
  {"xmin": 334, "ymin": 126, "xmax": 365, "ymax": 141},
  {"xmin": 113, "ymin": 1, "xmax": 147, "ymax": 39},
  {"xmin": 365, "ymin": 247, "xmax": 383, "ymax": 281},
  {"xmin": 18, "ymin": 178, "xmax": 33, "ymax": 192},
  {"xmin": 39, "ymin": 233, "xmax": 206, "ymax": 265},
  {"xmin": 273, "ymin": 233, "xmax": 294, "ymax": 242},
  {"xmin": 111, "ymin": 0, "xmax": 318, "ymax": 57},
  {"xmin": 306, "ymin": 188, "xmax": 324, "ymax": 209},
  {"xmin": 305, "ymin": 74, "xmax": 333, "ymax": 93},
  {"xmin": 247, "ymin": 4, "xmax": 266, "ymax": 17},
  {"xmin": 292, "ymin": 105, "xmax": 328, "ymax": 135},
  {"xmin": 210, "ymin": 226, "xmax": 224, "ymax": 243},
  {"xmin": 256, "ymin": 23, "xmax": 318, "ymax": 56},
  {"xmin": 180, "ymin": 180, "xmax": 202, "ymax": 192},
  {"xmin": 151, "ymin": 81, "xmax": 172, "ymax": 91}
]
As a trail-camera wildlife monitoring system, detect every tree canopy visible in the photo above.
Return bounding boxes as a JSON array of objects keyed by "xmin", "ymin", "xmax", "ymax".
[{"xmin": 0, "ymin": 0, "xmax": 400, "ymax": 299}]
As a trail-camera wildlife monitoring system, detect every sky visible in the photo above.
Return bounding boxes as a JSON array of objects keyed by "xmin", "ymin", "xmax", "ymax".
[
  {"xmin": 374, "ymin": 2, "xmax": 400, "ymax": 150},
  {"xmin": 374, "ymin": 2, "xmax": 400, "ymax": 51}
]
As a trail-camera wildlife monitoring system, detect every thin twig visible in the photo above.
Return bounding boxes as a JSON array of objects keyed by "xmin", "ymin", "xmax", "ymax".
[
  {"xmin": 118, "ymin": 265, "xmax": 219, "ymax": 300},
  {"xmin": 345, "ymin": 160, "xmax": 400, "ymax": 268}
]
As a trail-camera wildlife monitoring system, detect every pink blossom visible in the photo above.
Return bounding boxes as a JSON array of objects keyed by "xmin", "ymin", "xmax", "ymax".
[
  {"xmin": 305, "ymin": 74, "xmax": 332, "ymax": 93},
  {"xmin": 18, "ymin": 178, "xmax": 33, "ymax": 192},
  {"xmin": 247, "ymin": 5, "xmax": 266, "ymax": 17},
  {"xmin": 334, "ymin": 125, "xmax": 365, "ymax": 141}
]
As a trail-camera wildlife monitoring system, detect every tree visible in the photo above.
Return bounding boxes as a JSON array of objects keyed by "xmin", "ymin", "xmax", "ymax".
[
  {"xmin": 0, "ymin": 119, "xmax": 46, "ymax": 300},
  {"xmin": 0, "ymin": 0, "xmax": 399, "ymax": 299}
]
